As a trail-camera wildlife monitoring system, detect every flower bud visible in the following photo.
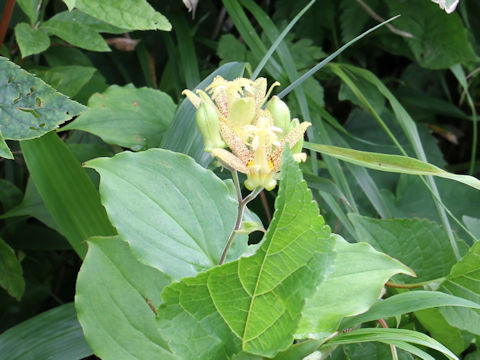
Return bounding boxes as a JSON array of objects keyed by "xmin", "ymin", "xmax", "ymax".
[
  {"xmin": 196, "ymin": 100, "xmax": 226, "ymax": 152},
  {"xmin": 266, "ymin": 96, "xmax": 290, "ymax": 135},
  {"xmin": 288, "ymin": 118, "xmax": 307, "ymax": 162}
]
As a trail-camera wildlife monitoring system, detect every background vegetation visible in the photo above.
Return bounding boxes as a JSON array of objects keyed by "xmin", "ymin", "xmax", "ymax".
[{"xmin": 0, "ymin": 0, "xmax": 479, "ymax": 359}]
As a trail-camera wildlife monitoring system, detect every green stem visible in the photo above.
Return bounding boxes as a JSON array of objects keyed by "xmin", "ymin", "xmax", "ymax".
[
  {"xmin": 219, "ymin": 172, "xmax": 262, "ymax": 265},
  {"xmin": 467, "ymin": 92, "xmax": 477, "ymax": 175},
  {"xmin": 386, "ymin": 277, "xmax": 446, "ymax": 289},
  {"xmin": 378, "ymin": 319, "xmax": 398, "ymax": 360}
]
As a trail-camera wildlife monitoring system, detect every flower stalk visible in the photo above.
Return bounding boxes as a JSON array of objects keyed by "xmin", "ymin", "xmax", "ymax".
[{"xmin": 219, "ymin": 170, "xmax": 262, "ymax": 265}]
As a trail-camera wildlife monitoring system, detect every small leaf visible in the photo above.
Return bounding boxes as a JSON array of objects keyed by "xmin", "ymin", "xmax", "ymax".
[
  {"xmin": 0, "ymin": 236, "xmax": 24, "ymax": 300},
  {"xmin": 32, "ymin": 66, "xmax": 97, "ymax": 98},
  {"xmin": 156, "ymin": 149, "xmax": 334, "ymax": 359},
  {"xmin": 41, "ymin": 11, "xmax": 110, "ymax": 52},
  {"xmin": 76, "ymin": 236, "xmax": 175, "ymax": 360},
  {"xmin": 296, "ymin": 235, "xmax": 414, "ymax": 340},
  {"xmin": 306, "ymin": 143, "xmax": 480, "ymax": 191},
  {"xmin": 349, "ymin": 214, "xmax": 457, "ymax": 283},
  {"xmin": 63, "ymin": 84, "xmax": 176, "ymax": 150},
  {"xmin": 87, "ymin": 149, "xmax": 246, "ymax": 280},
  {"xmin": 0, "ymin": 57, "xmax": 86, "ymax": 150},
  {"xmin": 15, "ymin": 23, "xmax": 50, "ymax": 58},
  {"xmin": 74, "ymin": 0, "xmax": 171, "ymax": 31},
  {"xmin": 0, "ymin": 303, "xmax": 93, "ymax": 360},
  {"xmin": 17, "ymin": 0, "xmax": 42, "ymax": 24},
  {"xmin": 439, "ymin": 241, "xmax": 480, "ymax": 335}
]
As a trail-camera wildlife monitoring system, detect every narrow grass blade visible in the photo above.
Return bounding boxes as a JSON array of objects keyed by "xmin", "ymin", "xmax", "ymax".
[
  {"xmin": 250, "ymin": 0, "xmax": 316, "ymax": 79},
  {"xmin": 277, "ymin": 16, "xmax": 400, "ymax": 98},
  {"xmin": 0, "ymin": 303, "xmax": 93, "ymax": 360},
  {"xmin": 450, "ymin": 64, "xmax": 477, "ymax": 175},
  {"xmin": 171, "ymin": 13, "xmax": 200, "ymax": 89},
  {"xmin": 20, "ymin": 132, "xmax": 116, "ymax": 258},
  {"xmin": 306, "ymin": 143, "xmax": 480, "ymax": 191}
]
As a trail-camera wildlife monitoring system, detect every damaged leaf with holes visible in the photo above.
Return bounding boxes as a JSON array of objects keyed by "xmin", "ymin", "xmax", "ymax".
[{"xmin": 0, "ymin": 57, "xmax": 85, "ymax": 154}]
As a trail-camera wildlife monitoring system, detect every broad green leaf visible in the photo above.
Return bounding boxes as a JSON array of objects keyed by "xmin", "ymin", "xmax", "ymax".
[
  {"xmin": 321, "ymin": 328, "xmax": 458, "ymax": 360},
  {"xmin": 0, "ymin": 236, "xmax": 24, "ymax": 300},
  {"xmin": 62, "ymin": 0, "xmax": 76, "ymax": 11},
  {"xmin": 0, "ymin": 303, "xmax": 93, "ymax": 360},
  {"xmin": 296, "ymin": 235, "xmax": 414, "ymax": 340},
  {"xmin": 21, "ymin": 132, "xmax": 116, "ymax": 258},
  {"xmin": 463, "ymin": 216, "xmax": 480, "ymax": 239},
  {"xmin": 161, "ymin": 61, "xmax": 246, "ymax": 167},
  {"xmin": 76, "ymin": 236, "xmax": 175, "ymax": 360},
  {"xmin": 342, "ymin": 291, "xmax": 480, "ymax": 329},
  {"xmin": 14, "ymin": 23, "xmax": 50, "ymax": 58},
  {"xmin": 87, "ymin": 149, "xmax": 245, "ymax": 280},
  {"xmin": 41, "ymin": 12, "xmax": 110, "ymax": 52},
  {"xmin": 439, "ymin": 241, "xmax": 480, "ymax": 335},
  {"xmin": 306, "ymin": 143, "xmax": 480, "ymax": 191},
  {"xmin": 386, "ymin": 0, "xmax": 477, "ymax": 69},
  {"xmin": 349, "ymin": 215, "xmax": 457, "ymax": 283},
  {"xmin": 74, "ymin": 0, "xmax": 171, "ymax": 31},
  {"xmin": 0, "ymin": 56, "xmax": 85, "ymax": 151},
  {"xmin": 32, "ymin": 66, "xmax": 97, "ymax": 98},
  {"xmin": 415, "ymin": 308, "xmax": 472, "ymax": 355},
  {"xmin": 156, "ymin": 149, "xmax": 334, "ymax": 358},
  {"xmin": 17, "ymin": 0, "xmax": 41, "ymax": 24},
  {"xmin": 48, "ymin": 9, "xmax": 125, "ymax": 34},
  {"xmin": 63, "ymin": 84, "xmax": 175, "ymax": 150}
]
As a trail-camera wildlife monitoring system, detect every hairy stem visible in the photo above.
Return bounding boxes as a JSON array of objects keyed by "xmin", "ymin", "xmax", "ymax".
[
  {"xmin": 219, "ymin": 171, "xmax": 262, "ymax": 265},
  {"xmin": 378, "ymin": 318, "xmax": 398, "ymax": 360}
]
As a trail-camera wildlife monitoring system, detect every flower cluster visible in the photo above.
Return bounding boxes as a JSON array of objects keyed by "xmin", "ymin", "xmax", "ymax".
[{"xmin": 183, "ymin": 76, "xmax": 310, "ymax": 190}]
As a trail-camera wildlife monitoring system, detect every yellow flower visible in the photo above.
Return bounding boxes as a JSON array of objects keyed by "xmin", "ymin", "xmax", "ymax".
[{"xmin": 183, "ymin": 76, "xmax": 310, "ymax": 190}]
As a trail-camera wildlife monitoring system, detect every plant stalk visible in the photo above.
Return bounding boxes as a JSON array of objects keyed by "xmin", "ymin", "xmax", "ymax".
[
  {"xmin": 378, "ymin": 318, "xmax": 398, "ymax": 360},
  {"xmin": 219, "ymin": 171, "xmax": 262, "ymax": 265},
  {"xmin": 0, "ymin": 0, "xmax": 16, "ymax": 49}
]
